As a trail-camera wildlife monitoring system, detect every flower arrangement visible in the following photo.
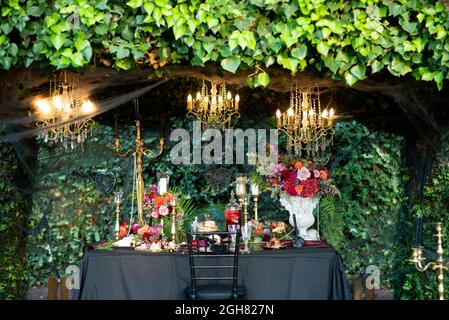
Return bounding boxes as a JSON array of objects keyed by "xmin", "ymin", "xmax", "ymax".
[
  {"xmin": 143, "ymin": 184, "xmax": 173, "ymax": 219},
  {"xmin": 249, "ymin": 154, "xmax": 339, "ymax": 198}
]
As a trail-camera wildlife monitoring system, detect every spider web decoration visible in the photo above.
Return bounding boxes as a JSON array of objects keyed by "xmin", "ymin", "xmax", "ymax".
[
  {"xmin": 205, "ymin": 167, "xmax": 231, "ymax": 192},
  {"xmin": 95, "ymin": 172, "xmax": 116, "ymax": 196}
]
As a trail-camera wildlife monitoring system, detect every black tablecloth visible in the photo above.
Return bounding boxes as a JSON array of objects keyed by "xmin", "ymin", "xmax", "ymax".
[{"xmin": 76, "ymin": 247, "xmax": 351, "ymax": 300}]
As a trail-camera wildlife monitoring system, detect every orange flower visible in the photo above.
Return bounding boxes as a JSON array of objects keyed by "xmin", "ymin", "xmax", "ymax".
[
  {"xmin": 294, "ymin": 162, "xmax": 303, "ymax": 170},
  {"xmin": 164, "ymin": 193, "xmax": 173, "ymax": 203},
  {"xmin": 154, "ymin": 196, "xmax": 167, "ymax": 207},
  {"xmin": 319, "ymin": 170, "xmax": 328, "ymax": 180},
  {"xmin": 137, "ymin": 224, "xmax": 149, "ymax": 236},
  {"xmin": 295, "ymin": 185, "xmax": 304, "ymax": 194}
]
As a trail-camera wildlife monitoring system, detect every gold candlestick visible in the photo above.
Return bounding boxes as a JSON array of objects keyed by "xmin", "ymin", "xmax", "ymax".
[
  {"xmin": 114, "ymin": 192, "xmax": 123, "ymax": 240},
  {"xmin": 253, "ymin": 196, "xmax": 259, "ymax": 222},
  {"xmin": 411, "ymin": 222, "xmax": 449, "ymax": 300},
  {"xmin": 114, "ymin": 100, "xmax": 165, "ymax": 225},
  {"xmin": 242, "ymin": 194, "xmax": 250, "ymax": 226},
  {"xmin": 250, "ymin": 183, "xmax": 260, "ymax": 222},
  {"xmin": 171, "ymin": 195, "xmax": 178, "ymax": 248}
]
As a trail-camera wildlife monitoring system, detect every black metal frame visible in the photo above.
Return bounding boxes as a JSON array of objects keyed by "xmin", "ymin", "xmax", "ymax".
[{"xmin": 186, "ymin": 230, "xmax": 241, "ymax": 300}]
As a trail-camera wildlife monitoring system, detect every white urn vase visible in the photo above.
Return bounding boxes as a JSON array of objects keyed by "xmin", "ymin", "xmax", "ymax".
[{"xmin": 279, "ymin": 193, "xmax": 320, "ymax": 240}]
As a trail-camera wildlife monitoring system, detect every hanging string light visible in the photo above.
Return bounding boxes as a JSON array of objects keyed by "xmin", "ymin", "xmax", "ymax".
[
  {"xmin": 34, "ymin": 70, "xmax": 96, "ymax": 149},
  {"xmin": 186, "ymin": 79, "xmax": 240, "ymax": 129},
  {"xmin": 275, "ymin": 82, "xmax": 335, "ymax": 163}
]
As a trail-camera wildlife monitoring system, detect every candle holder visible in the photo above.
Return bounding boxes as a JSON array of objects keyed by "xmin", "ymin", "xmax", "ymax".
[
  {"xmin": 170, "ymin": 195, "xmax": 178, "ymax": 249},
  {"xmin": 250, "ymin": 183, "xmax": 260, "ymax": 222},
  {"xmin": 235, "ymin": 173, "xmax": 247, "ymax": 205},
  {"xmin": 114, "ymin": 191, "xmax": 123, "ymax": 240},
  {"xmin": 114, "ymin": 100, "xmax": 165, "ymax": 226},
  {"xmin": 410, "ymin": 222, "xmax": 449, "ymax": 300},
  {"xmin": 242, "ymin": 194, "xmax": 250, "ymax": 226}
]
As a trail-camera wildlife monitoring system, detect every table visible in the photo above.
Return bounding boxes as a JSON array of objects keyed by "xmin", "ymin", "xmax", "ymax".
[{"xmin": 76, "ymin": 247, "xmax": 351, "ymax": 300}]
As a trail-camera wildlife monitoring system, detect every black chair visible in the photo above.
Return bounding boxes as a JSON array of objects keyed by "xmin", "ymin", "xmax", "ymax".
[{"xmin": 185, "ymin": 230, "xmax": 246, "ymax": 300}]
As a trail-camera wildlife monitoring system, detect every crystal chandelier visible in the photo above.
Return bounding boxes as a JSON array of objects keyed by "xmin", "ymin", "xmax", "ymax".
[
  {"xmin": 275, "ymin": 83, "xmax": 335, "ymax": 163},
  {"xmin": 186, "ymin": 80, "xmax": 240, "ymax": 129},
  {"xmin": 34, "ymin": 70, "xmax": 96, "ymax": 149}
]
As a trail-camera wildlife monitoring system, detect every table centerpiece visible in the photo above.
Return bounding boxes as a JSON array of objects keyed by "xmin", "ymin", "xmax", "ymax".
[{"xmin": 249, "ymin": 154, "xmax": 339, "ymax": 241}]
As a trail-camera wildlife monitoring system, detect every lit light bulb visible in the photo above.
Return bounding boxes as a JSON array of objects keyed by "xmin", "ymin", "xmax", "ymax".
[
  {"xmin": 329, "ymin": 108, "xmax": 335, "ymax": 118},
  {"xmin": 227, "ymin": 91, "xmax": 232, "ymax": 100},
  {"xmin": 35, "ymin": 99, "xmax": 51, "ymax": 116},
  {"xmin": 287, "ymin": 107, "xmax": 294, "ymax": 117},
  {"xmin": 187, "ymin": 94, "xmax": 192, "ymax": 102},
  {"xmin": 322, "ymin": 109, "xmax": 328, "ymax": 118},
  {"xmin": 196, "ymin": 92, "xmax": 201, "ymax": 100},
  {"xmin": 218, "ymin": 95, "xmax": 223, "ymax": 103},
  {"xmin": 53, "ymin": 95, "xmax": 63, "ymax": 110},
  {"xmin": 276, "ymin": 109, "xmax": 281, "ymax": 118},
  {"xmin": 81, "ymin": 100, "xmax": 95, "ymax": 115},
  {"xmin": 235, "ymin": 94, "xmax": 240, "ymax": 103}
]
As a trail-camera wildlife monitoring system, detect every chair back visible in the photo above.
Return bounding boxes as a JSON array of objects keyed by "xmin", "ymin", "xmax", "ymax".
[{"xmin": 186, "ymin": 230, "xmax": 241, "ymax": 299}]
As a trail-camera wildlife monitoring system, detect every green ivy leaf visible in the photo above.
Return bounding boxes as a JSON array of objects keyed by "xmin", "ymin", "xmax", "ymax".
[
  {"xmin": 127, "ymin": 0, "xmax": 143, "ymax": 9},
  {"xmin": 344, "ymin": 71, "xmax": 358, "ymax": 86},
  {"xmin": 350, "ymin": 64, "xmax": 366, "ymax": 79},
  {"xmin": 116, "ymin": 47, "xmax": 130, "ymax": 59},
  {"xmin": 291, "ymin": 44, "xmax": 307, "ymax": 60},
  {"xmin": 221, "ymin": 56, "xmax": 241, "ymax": 73},
  {"xmin": 255, "ymin": 72, "xmax": 270, "ymax": 87},
  {"xmin": 51, "ymin": 34, "xmax": 66, "ymax": 50},
  {"xmin": 317, "ymin": 42, "xmax": 330, "ymax": 56}
]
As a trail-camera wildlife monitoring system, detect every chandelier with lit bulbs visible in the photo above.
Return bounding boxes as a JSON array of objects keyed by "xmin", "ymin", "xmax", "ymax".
[
  {"xmin": 186, "ymin": 80, "xmax": 240, "ymax": 129},
  {"xmin": 275, "ymin": 83, "xmax": 335, "ymax": 163},
  {"xmin": 34, "ymin": 71, "xmax": 96, "ymax": 149}
]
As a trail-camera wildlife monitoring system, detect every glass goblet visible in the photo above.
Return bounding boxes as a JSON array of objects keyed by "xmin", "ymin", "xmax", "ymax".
[{"xmin": 228, "ymin": 224, "xmax": 239, "ymax": 251}]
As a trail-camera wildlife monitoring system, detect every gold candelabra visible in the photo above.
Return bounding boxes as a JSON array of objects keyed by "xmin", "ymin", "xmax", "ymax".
[
  {"xmin": 187, "ymin": 80, "xmax": 240, "ymax": 129},
  {"xmin": 34, "ymin": 70, "xmax": 96, "ymax": 149},
  {"xmin": 242, "ymin": 194, "xmax": 250, "ymax": 226},
  {"xmin": 114, "ymin": 100, "xmax": 165, "ymax": 225},
  {"xmin": 411, "ymin": 222, "xmax": 449, "ymax": 300},
  {"xmin": 275, "ymin": 83, "xmax": 335, "ymax": 162},
  {"xmin": 114, "ymin": 191, "xmax": 123, "ymax": 239}
]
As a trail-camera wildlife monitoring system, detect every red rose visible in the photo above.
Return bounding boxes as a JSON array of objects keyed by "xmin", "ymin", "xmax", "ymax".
[
  {"xmin": 285, "ymin": 180, "xmax": 298, "ymax": 196},
  {"xmin": 300, "ymin": 179, "xmax": 319, "ymax": 198},
  {"xmin": 281, "ymin": 170, "xmax": 293, "ymax": 180}
]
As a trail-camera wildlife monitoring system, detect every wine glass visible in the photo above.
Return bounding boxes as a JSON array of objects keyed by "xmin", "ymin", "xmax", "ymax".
[
  {"xmin": 242, "ymin": 224, "xmax": 251, "ymax": 254},
  {"xmin": 228, "ymin": 224, "xmax": 240, "ymax": 251}
]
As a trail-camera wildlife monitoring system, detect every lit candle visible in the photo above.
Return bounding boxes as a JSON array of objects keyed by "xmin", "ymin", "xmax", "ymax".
[
  {"xmin": 275, "ymin": 109, "xmax": 281, "ymax": 128},
  {"xmin": 235, "ymin": 94, "xmax": 240, "ymax": 111},
  {"xmin": 187, "ymin": 94, "xmax": 193, "ymax": 111},
  {"xmin": 322, "ymin": 109, "xmax": 328, "ymax": 127},
  {"xmin": 287, "ymin": 107, "xmax": 294, "ymax": 125},
  {"xmin": 251, "ymin": 183, "xmax": 260, "ymax": 196},
  {"xmin": 329, "ymin": 108, "xmax": 335, "ymax": 127}
]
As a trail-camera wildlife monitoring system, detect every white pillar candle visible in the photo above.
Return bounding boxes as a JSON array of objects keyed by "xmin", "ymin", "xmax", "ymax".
[{"xmin": 158, "ymin": 178, "xmax": 167, "ymax": 195}]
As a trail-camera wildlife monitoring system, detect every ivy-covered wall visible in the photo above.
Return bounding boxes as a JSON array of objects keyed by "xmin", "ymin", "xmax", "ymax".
[
  {"xmin": 0, "ymin": 126, "xmax": 31, "ymax": 300},
  {"xmin": 1, "ymin": 0, "xmax": 449, "ymax": 88}
]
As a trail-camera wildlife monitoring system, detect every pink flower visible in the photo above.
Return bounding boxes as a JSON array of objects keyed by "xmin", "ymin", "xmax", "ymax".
[
  {"xmin": 151, "ymin": 209, "xmax": 160, "ymax": 219},
  {"xmin": 149, "ymin": 184, "xmax": 158, "ymax": 194},
  {"xmin": 313, "ymin": 170, "xmax": 320, "ymax": 178},
  {"xmin": 159, "ymin": 205, "xmax": 169, "ymax": 216},
  {"xmin": 247, "ymin": 220, "xmax": 253, "ymax": 228},
  {"xmin": 149, "ymin": 226, "xmax": 159, "ymax": 237},
  {"xmin": 132, "ymin": 224, "xmax": 140, "ymax": 234},
  {"xmin": 297, "ymin": 167, "xmax": 311, "ymax": 181}
]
